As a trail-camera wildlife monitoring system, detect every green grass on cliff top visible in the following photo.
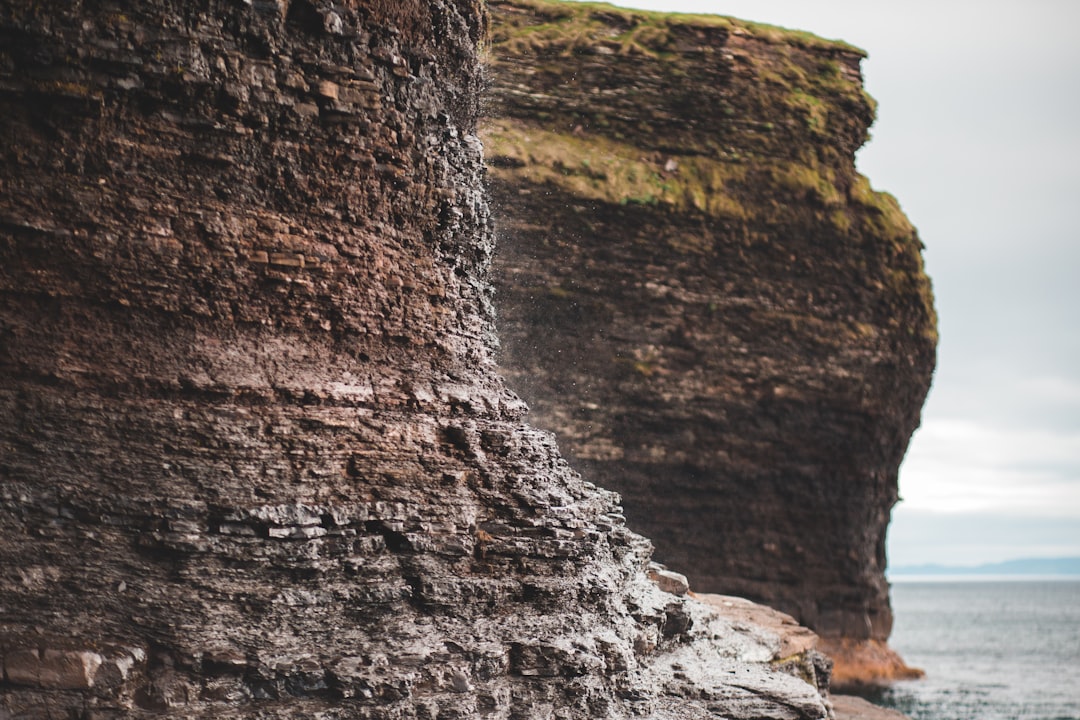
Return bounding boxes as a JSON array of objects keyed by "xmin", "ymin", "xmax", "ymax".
[
  {"xmin": 484, "ymin": 117, "xmax": 906, "ymax": 236},
  {"xmin": 491, "ymin": 0, "xmax": 866, "ymax": 56},
  {"xmin": 488, "ymin": 0, "xmax": 877, "ymax": 134}
]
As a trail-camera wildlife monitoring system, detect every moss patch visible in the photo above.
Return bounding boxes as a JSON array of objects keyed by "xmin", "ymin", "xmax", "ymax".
[
  {"xmin": 483, "ymin": 118, "xmax": 751, "ymax": 219},
  {"xmin": 483, "ymin": 117, "xmax": 886, "ymax": 227}
]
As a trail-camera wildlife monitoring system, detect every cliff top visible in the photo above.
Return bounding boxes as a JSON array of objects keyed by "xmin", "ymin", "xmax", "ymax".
[
  {"xmin": 488, "ymin": 0, "xmax": 867, "ymax": 56},
  {"xmin": 483, "ymin": 0, "xmax": 932, "ymax": 324}
]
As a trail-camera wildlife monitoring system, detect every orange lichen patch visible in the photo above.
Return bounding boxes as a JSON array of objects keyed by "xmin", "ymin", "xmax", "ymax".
[{"xmin": 818, "ymin": 637, "xmax": 925, "ymax": 690}]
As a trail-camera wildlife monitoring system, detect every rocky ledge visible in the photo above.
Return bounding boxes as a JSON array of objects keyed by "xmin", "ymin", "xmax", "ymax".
[{"xmin": 484, "ymin": 0, "xmax": 935, "ymax": 684}]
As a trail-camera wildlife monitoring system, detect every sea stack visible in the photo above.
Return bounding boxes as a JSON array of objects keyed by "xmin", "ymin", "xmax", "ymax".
[{"xmin": 484, "ymin": 0, "xmax": 936, "ymax": 685}]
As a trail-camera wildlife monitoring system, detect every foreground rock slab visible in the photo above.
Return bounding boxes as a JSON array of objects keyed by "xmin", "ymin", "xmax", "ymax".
[{"xmin": 696, "ymin": 596, "xmax": 915, "ymax": 720}]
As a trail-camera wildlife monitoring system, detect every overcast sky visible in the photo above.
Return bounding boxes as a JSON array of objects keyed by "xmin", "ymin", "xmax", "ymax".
[{"xmin": 565, "ymin": 0, "xmax": 1080, "ymax": 567}]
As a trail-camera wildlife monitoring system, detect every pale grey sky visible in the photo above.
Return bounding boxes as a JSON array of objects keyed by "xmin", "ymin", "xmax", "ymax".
[{"xmin": 565, "ymin": 0, "xmax": 1080, "ymax": 567}]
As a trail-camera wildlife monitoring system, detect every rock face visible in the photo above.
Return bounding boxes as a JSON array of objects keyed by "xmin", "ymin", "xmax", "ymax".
[
  {"xmin": 1, "ymin": 1, "xmax": 837, "ymax": 717},
  {"xmin": 485, "ymin": 0, "xmax": 936, "ymax": 653}
]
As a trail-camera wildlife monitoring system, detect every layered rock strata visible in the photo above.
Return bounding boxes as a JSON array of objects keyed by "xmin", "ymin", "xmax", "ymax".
[
  {"xmin": 484, "ymin": 0, "xmax": 936, "ymax": 674},
  {"xmin": 2, "ymin": 0, "xmax": 837, "ymax": 717}
]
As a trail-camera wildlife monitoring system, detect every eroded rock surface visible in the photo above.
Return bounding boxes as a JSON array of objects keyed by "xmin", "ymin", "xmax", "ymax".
[
  {"xmin": 485, "ymin": 0, "xmax": 936, "ymax": 655},
  {"xmin": 2, "ymin": 0, "xmax": 836, "ymax": 717}
]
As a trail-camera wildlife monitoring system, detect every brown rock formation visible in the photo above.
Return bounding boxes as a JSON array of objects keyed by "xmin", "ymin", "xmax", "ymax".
[
  {"xmin": 1, "ymin": 0, "xmax": 837, "ymax": 717},
  {"xmin": 484, "ymin": 0, "xmax": 936, "ymax": 668},
  {"xmin": 818, "ymin": 637, "xmax": 925, "ymax": 689}
]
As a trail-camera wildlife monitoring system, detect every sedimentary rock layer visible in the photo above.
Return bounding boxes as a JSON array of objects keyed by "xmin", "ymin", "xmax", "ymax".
[
  {"xmin": 1, "ymin": 0, "xmax": 833, "ymax": 717},
  {"xmin": 485, "ymin": 0, "xmax": 936, "ymax": 647}
]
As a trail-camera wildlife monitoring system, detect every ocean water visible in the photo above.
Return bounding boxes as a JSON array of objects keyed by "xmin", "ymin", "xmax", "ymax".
[{"xmin": 862, "ymin": 578, "xmax": 1080, "ymax": 720}]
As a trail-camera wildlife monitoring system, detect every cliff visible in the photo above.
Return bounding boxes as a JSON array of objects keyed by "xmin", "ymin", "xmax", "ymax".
[
  {"xmin": 483, "ymin": 0, "xmax": 936, "ymax": 681},
  {"xmin": 1, "ymin": 0, "xmax": 842, "ymax": 717}
]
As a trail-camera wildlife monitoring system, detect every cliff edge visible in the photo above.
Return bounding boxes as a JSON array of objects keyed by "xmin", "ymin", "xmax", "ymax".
[{"xmin": 484, "ymin": 0, "xmax": 936, "ymax": 685}]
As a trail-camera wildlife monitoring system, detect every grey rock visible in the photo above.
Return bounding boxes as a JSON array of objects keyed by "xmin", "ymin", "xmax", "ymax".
[{"xmin": 648, "ymin": 563, "xmax": 691, "ymax": 596}]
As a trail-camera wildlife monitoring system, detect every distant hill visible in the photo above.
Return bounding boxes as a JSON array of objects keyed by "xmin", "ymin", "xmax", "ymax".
[{"xmin": 889, "ymin": 557, "xmax": 1080, "ymax": 576}]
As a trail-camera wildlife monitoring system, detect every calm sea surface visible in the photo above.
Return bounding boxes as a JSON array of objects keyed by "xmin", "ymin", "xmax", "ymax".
[{"xmin": 862, "ymin": 579, "xmax": 1080, "ymax": 720}]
